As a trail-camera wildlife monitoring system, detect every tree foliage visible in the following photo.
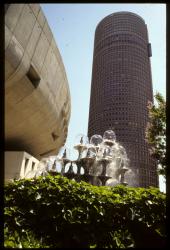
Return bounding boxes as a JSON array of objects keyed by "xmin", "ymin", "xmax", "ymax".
[
  {"xmin": 4, "ymin": 174, "xmax": 166, "ymax": 248},
  {"xmin": 146, "ymin": 92, "xmax": 166, "ymax": 176}
]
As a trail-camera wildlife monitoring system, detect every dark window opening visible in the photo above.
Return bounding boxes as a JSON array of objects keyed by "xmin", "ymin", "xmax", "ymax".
[
  {"xmin": 26, "ymin": 65, "xmax": 40, "ymax": 88},
  {"xmin": 24, "ymin": 158, "xmax": 29, "ymax": 174},
  {"xmin": 51, "ymin": 132, "xmax": 59, "ymax": 141},
  {"xmin": 32, "ymin": 162, "xmax": 36, "ymax": 171}
]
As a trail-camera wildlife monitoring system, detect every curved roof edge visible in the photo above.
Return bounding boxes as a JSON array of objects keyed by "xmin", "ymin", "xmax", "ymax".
[{"xmin": 96, "ymin": 11, "xmax": 145, "ymax": 31}]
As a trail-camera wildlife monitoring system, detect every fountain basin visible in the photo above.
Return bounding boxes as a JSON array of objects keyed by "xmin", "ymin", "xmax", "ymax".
[
  {"xmin": 74, "ymin": 144, "xmax": 87, "ymax": 152},
  {"xmin": 103, "ymin": 140, "xmax": 114, "ymax": 147},
  {"xmin": 97, "ymin": 157, "xmax": 112, "ymax": 164}
]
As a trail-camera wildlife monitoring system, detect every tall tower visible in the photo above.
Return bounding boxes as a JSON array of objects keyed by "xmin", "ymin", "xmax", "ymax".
[{"xmin": 88, "ymin": 12, "xmax": 158, "ymax": 187}]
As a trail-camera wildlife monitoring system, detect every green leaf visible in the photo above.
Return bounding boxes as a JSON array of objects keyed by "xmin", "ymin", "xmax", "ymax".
[{"xmin": 4, "ymin": 175, "xmax": 166, "ymax": 248}]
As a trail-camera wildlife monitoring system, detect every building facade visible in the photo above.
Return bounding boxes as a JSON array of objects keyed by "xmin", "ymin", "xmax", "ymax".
[
  {"xmin": 88, "ymin": 12, "xmax": 158, "ymax": 187},
  {"xmin": 5, "ymin": 4, "xmax": 71, "ymax": 160},
  {"xmin": 5, "ymin": 4, "xmax": 71, "ymax": 181}
]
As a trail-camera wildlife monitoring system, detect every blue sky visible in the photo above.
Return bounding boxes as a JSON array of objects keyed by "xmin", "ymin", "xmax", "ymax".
[{"xmin": 41, "ymin": 4, "xmax": 166, "ymax": 191}]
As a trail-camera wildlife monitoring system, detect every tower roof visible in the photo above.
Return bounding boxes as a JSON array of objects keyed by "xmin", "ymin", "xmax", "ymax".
[{"xmin": 96, "ymin": 11, "xmax": 145, "ymax": 31}]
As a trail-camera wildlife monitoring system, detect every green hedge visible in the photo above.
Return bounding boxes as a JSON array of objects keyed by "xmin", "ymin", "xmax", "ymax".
[{"xmin": 4, "ymin": 174, "xmax": 166, "ymax": 248}]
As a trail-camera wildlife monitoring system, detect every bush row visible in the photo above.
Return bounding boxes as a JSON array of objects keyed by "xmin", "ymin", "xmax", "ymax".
[{"xmin": 4, "ymin": 174, "xmax": 166, "ymax": 248}]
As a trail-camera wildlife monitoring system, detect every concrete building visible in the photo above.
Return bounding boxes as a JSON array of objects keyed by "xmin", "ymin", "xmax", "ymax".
[
  {"xmin": 5, "ymin": 4, "xmax": 71, "ymax": 180},
  {"xmin": 5, "ymin": 151, "xmax": 39, "ymax": 182},
  {"xmin": 88, "ymin": 12, "xmax": 158, "ymax": 187}
]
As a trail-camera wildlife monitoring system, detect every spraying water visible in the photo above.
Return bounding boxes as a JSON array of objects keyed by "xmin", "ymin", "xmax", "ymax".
[{"xmin": 25, "ymin": 130, "xmax": 136, "ymax": 187}]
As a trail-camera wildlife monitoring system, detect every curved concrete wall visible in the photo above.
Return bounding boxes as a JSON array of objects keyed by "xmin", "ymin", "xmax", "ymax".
[{"xmin": 5, "ymin": 4, "xmax": 71, "ymax": 159}]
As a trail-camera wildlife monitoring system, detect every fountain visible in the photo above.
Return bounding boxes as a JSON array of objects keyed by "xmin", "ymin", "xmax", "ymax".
[{"xmin": 25, "ymin": 130, "xmax": 131, "ymax": 187}]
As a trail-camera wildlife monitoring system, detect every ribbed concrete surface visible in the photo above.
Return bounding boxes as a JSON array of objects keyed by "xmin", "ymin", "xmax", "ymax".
[{"xmin": 5, "ymin": 4, "xmax": 71, "ymax": 159}]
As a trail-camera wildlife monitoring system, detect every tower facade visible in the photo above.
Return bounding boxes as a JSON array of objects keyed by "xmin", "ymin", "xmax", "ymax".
[{"xmin": 88, "ymin": 12, "xmax": 158, "ymax": 187}]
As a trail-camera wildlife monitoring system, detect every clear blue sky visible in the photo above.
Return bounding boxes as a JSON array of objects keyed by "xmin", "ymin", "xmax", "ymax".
[{"xmin": 41, "ymin": 4, "xmax": 166, "ymax": 191}]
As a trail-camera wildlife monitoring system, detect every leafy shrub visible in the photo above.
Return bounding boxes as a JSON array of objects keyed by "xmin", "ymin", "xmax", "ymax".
[{"xmin": 4, "ymin": 174, "xmax": 166, "ymax": 248}]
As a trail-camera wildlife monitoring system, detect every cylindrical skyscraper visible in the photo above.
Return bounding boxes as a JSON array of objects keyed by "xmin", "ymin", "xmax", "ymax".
[{"xmin": 88, "ymin": 12, "xmax": 158, "ymax": 187}]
